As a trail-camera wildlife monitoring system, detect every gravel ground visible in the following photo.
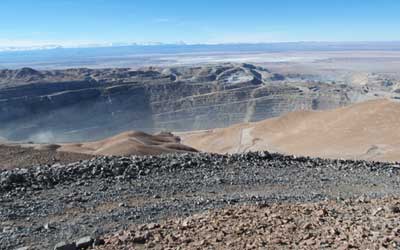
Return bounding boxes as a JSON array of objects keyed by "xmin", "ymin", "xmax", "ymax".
[{"xmin": 1, "ymin": 152, "xmax": 400, "ymax": 249}]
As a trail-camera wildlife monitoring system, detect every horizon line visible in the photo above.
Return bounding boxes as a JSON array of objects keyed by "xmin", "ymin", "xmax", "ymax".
[{"xmin": 1, "ymin": 40, "xmax": 400, "ymax": 53}]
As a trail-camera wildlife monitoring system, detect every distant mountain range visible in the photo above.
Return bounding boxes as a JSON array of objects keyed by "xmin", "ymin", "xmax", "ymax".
[
  {"xmin": 2, "ymin": 41, "xmax": 400, "ymax": 53},
  {"xmin": 0, "ymin": 42, "xmax": 176, "ymax": 52},
  {"xmin": 1, "ymin": 41, "xmax": 400, "ymax": 69}
]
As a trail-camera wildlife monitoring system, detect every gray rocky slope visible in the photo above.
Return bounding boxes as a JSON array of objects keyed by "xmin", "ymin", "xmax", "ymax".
[
  {"xmin": 0, "ymin": 63, "xmax": 367, "ymax": 142},
  {"xmin": 1, "ymin": 152, "xmax": 400, "ymax": 249}
]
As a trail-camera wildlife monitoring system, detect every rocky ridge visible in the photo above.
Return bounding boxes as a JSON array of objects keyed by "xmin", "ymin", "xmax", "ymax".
[{"xmin": 1, "ymin": 152, "xmax": 399, "ymax": 193}]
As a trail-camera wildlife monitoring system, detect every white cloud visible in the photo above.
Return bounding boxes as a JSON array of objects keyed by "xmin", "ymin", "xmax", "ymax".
[
  {"xmin": 153, "ymin": 18, "xmax": 171, "ymax": 23},
  {"xmin": 0, "ymin": 39, "xmax": 111, "ymax": 51},
  {"xmin": 0, "ymin": 39, "xmax": 98, "ymax": 47}
]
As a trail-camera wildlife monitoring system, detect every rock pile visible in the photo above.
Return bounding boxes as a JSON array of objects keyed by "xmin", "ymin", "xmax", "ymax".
[
  {"xmin": 97, "ymin": 197, "xmax": 400, "ymax": 250},
  {"xmin": 53, "ymin": 236, "xmax": 104, "ymax": 250}
]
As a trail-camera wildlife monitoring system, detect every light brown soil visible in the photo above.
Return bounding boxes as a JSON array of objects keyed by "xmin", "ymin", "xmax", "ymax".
[
  {"xmin": 181, "ymin": 99, "xmax": 400, "ymax": 162},
  {"xmin": 97, "ymin": 197, "xmax": 400, "ymax": 250},
  {"xmin": 58, "ymin": 131, "xmax": 198, "ymax": 156}
]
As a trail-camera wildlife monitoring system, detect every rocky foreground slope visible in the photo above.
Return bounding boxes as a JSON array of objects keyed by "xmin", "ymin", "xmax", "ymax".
[
  {"xmin": 0, "ymin": 63, "xmax": 361, "ymax": 142},
  {"xmin": 98, "ymin": 197, "xmax": 400, "ymax": 250},
  {"xmin": 1, "ymin": 152, "xmax": 400, "ymax": 249}
]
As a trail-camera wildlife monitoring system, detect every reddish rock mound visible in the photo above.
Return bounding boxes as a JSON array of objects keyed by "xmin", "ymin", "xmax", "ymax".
[{"xmin": 97, "ymin": 197, "xmax": 400, "ymax": 250}]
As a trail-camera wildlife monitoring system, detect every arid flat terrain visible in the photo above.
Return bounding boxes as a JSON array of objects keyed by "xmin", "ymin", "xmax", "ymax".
[{"xmin": 181, "ymin": 99, "xmax": 400, "ymax": 162}]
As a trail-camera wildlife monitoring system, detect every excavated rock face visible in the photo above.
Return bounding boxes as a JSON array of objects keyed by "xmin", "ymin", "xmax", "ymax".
[{"xmin": 0, "ymin": 63, "xmax": 359, "ymax": 142}]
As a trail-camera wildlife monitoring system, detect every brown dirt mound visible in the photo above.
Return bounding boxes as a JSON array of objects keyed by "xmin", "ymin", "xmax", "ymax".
[
  {"xmin": 180, "ymin": 99, "xmax": 400, "ymax": 162},
  {"xmin": 0, "ymin": 131, "xmax": 197, "ymax": 169},
  {"xmin": 59, "ymin": 131, "xmax": 198, "ymax": 156}
]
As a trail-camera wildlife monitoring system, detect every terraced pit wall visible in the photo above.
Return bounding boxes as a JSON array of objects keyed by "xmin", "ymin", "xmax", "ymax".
[{"xmin": 0, "ymin": 64, "xmax": 355, "ymax": 142}]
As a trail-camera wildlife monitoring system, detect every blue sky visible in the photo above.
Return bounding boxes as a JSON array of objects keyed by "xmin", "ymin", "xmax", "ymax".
[{"xmin": 1, "ymin": 0, "xmax": 400, "ymax": 47}]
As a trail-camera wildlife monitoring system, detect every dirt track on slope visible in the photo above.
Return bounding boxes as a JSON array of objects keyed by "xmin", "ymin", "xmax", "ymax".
[{"xmin": 181, "ymin": 99, "xmax": 400, "ymax": 162}]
